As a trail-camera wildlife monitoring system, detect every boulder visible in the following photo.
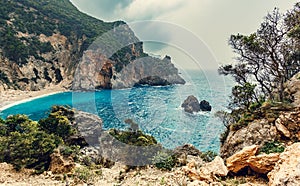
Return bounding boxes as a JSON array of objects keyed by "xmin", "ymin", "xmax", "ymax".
[
  {"xmin": 268, "ymin": 143, "xmax": 300, "ymax": 186},
  {"xmin": 74, "ymin": 111, "xmax": 103, "ymax": 146},
  {"xmin": 181, "ymin": 95, "xmax": 201, "ymax": 113},
  {"xmin": 226, "ymin": 145, "xmax": 259, "ymax": 173},
  {"xmin": 247, "ymin": 153, "xmax": 280, "ymax": 174},
  {"xmin": 274, "ymin": 109, "xmax": 300, "ymax": 141},
  {"xmin": 199, "ymin": 156, "xmax": 228, "ymax": 177},
  {"xmin": 182, "ymin": 156, "xmax": 227, "ymax": 183},
  {"xmin": 199, "ymin": 100, "xmax": 212, "ymax": 111},
  {"xmin": 284, "ymin": 72, "xmax": 300, "ymax": 107},
  {"xmin": 220, "ymin": 119, "xmax": 277, "ymax": 159},
  {"xmin": 49, "ymin": 151, "xmax": 75, "ymax": 174},
  {"xmin": 275, "ymin": 118, "xmax": 291, "ymax": 138}
]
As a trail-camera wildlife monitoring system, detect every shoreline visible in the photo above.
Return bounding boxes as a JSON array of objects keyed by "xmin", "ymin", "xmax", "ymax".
[{"xmin": 0, "ymin": 86, "xmax": 68, "ymax": 112}]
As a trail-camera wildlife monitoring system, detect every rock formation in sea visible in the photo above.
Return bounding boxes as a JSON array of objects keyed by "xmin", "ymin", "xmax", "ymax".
[
  {"xmin": 181, "ymin": 95, "xmax": 212, "ymax": 113},
  {"xmin": 0, "ymin": 0, "xmax": 185, "ymax": 91}
]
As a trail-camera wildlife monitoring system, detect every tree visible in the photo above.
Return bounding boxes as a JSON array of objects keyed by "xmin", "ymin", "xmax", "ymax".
[
  {"xmin": 0, "ymin": 115, "xmax": 62, "ymax": 171},
  {"xmin": 219, "ymin": 7, "xmax": 300, "ymax": 104},
  {"xmin": 285, "ymin": 3, "xmax": 300, "ymax": 78}
]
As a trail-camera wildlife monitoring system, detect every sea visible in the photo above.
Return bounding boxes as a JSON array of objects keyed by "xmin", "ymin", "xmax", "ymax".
[{"xmin": 0, "ymin": 70, "xmax": 233, "ymax": 152}]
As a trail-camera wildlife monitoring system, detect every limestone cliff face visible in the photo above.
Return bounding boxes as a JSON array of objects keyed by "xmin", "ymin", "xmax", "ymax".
[
  {"xmin": 0, "ymin": 0, "xmax": 185, "ymax": 91},
  {"xmin": 0, "ymin": 33, "xmax": 80, "ymax": 91},
  {"xmin": 72, "ymin": 44, "xmax": 185, "ymax": 91}
]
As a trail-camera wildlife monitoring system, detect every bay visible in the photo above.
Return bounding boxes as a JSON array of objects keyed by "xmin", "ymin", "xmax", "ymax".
[{"xmin": 0, "ymin": 70, "xmax": 233, "ymax": 152}]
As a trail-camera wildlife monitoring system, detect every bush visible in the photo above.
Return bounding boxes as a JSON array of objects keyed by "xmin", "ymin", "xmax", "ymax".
[
  {"xmin": 59, "ymin": 145, "xmax": 80, "ymax": 159},
  {"xmin": 109, "ymin": 128, "xmax": 157, "ymax": 146},
  {"xmin": 108, "ymin": 127, "xmax": 162, "ymax": 166},
  {"xmin": 5, "ymin": 114, "xmax": 33, "ymax": 133},
  {"xmin": 259, "ymin": 141, "xmax": 285, "ymax": 154},
  {"xmin": 73, "ymin": 166, "xmax": 97, "ymax": 184},
  {"xmin": 39, "ymin": 106, "xmax": 75, "ymax": 140},
  {"xmin": 0, "ymin": 115, "xmax": 62, "ymax": 172},
  {"xmin": 200, "ymin": 151, "xmax": 218, "ymax": 162},
  {"xmin": 152, "ymin": 151, "xmax": 176, "ymax": 171},
  {"xmin": 0, "ymin": 121, "xmax": 7, "ymax": 136},
  {"xmin": 7, "ymin": 131, "xmax": 62, "ymax": 172}
]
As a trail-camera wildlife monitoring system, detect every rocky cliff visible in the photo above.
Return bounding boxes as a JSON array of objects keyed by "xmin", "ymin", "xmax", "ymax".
[
  {"xmin": 0, "ymin": 0, "xmax": 184, "ymax": 91},
  {"xmin": 220, "ymin": 73, "xmax": 300, "ymax": 159}
]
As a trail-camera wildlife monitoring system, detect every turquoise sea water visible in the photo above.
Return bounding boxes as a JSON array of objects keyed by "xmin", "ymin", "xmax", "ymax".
[{"xmin": 0, "ymin": 70, "xmax": 232, "ymax": 152}]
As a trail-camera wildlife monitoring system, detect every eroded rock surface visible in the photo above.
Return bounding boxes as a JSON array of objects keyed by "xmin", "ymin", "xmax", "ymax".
[{"xmin": 268, "ymin": 143, "xmax": 300, "ymax": 186}]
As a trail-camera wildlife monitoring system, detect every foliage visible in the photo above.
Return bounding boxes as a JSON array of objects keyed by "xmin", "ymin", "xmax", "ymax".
[
  {"xmin": 73, "ymin": 166, "xmax": 97, "ymax": 184},
  {"xmin": 200, "ymin": 151, "xmax": 218, "ymax": 162},
  {"xmin": 0, "ymin": 0, "xmax": 121, "ymax": 65},
  {"xmin": 108, "ymin": 125, "xmax": 163, "ymax": 166},
  {"xmin": 38, "ymin": 106, "xmax": 75, "ymax": 140},
  {"xmin": 259, "ymin": 141, "xmax": 285, "ymax": 154},
  {"xmin": 219, "ymin": 7, "xmax": 300, "ymax": 105},
  {"xmin": 0, "ymin": 115, "xmax": 62, "ymax": 172},
  {"xmin": 109, "ymin": 128, "xmax": 157, "ymax": 146},
  {"xmin": 229, "ymin": 83, "xmax": 257, "ymax": 111},
  {"xmin": 217, "ymin": 4, "xmax": 300, "ymax": 144},
  {"xmin": 152, "ymin": 151, "xmax": 176, "ymax": 171},
  {"xmin": 0, "ymin": 106, "xmax": 80, "ymax": 172},
  {"xmin": 59, "ymin": 145, "xmax": 80, "ymax": 160}
]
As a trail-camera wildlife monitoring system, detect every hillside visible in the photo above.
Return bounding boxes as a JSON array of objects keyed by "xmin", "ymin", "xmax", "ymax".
[{"xmin": 0, "ymin": 0, "xmax": 184, "ymax": 91}]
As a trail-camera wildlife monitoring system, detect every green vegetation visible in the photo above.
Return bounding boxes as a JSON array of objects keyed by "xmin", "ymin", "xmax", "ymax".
[
  {"xmin": 109, "ymin": 128, "xmax": 158, "ymax": 147},
  {"xmin": 259, "ymin": 141, "xmax": 285, "ymax": 154},
  {"xmin": 200, "ymin": 151, "xmax": 218, "ymax": 162},
  {"xmin": 152, "ymin": 151, "xmax": 176, "ymax": 171},
  {"xmin": 73, "ymin": 166, "xmax": 98, "ymax": 184},
  {"xmin": 39, "ymin": 106, "xmax": 75, "ymax": 140},
  {"xmin": 0, "ymin": 106, "xmax": 80, "ymax": 172},
  {"xmin": 217, "ymin": 3, "xmax": 300, "ymax": 143},
  {"xmin": 0, "ymin": 114, "xmax": 62, "ymax": 172},
  {"xmin": 0, "ymin": 0, "xmax": 123, "ymax": 65}
]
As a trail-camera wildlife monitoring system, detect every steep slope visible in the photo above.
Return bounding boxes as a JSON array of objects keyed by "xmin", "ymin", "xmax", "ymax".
[{"xmin": 0, "ymin": 0, "xmax": 184, "ymax": 91}]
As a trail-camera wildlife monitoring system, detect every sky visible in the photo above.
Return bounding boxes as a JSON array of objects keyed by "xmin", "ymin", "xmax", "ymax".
[{"xmin": 70, "ymin": 0, "xmax": 299, "ymax": 70}]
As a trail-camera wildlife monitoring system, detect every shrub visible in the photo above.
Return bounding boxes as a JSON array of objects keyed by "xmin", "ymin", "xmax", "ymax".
[
  {"xmin": 108, "ymin": 128, "xmax": 162, "ymax": 166},
  {"xmin": 152, "ymin": 151, "xmax": 176, "ymax": 171},
  {"xmin": 0, "ymin": 121, "xmax": 7, "ymax": 136},
  {"xmin": 109, "ymin": 128, "xmax": 157, "ymax": 146},
  {"xmin": 0, "ymin": 114, "xmax": 63, "ymax": 172},
  {"xmin": 5, "ymin": 114, "xmax": 33, "ymax": 133},
  {"xmin": 73, "ymin": 166, "xmax": 97, "ymax": 184},
  {"xmin": 200, "ymin": 151, "xmax": 218, "ymax": 162},
  {"xmin": 59, "ymin": 145, "xmax": 80, "ymax": 160},
  {"xmin": 39, "ymin": 106, "xmax": 75, "ymax": 140},
  {"xmin": 7, "ymin": 131, "xmax": 62, "ymax": 172},
  {"xmin": 259, "ymin": 141, "xmax": 285, "ymax": 154}
]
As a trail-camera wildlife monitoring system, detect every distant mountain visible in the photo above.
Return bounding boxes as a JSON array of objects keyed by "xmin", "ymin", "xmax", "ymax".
[{"xmin": 0, "ymin": 0, "xmax": 184, "ymax": 91}]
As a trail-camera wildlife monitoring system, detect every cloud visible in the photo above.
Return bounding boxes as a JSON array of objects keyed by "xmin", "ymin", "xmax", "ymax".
[
  {"xmin": 70, "ymin": 0, "xmax": 133, "ymax": 21},
  {"xmin": 119, "ymin": 0, "xmax": 185, "ymax": 21}
]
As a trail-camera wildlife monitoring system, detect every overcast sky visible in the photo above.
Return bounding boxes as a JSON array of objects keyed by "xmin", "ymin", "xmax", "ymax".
[{"xmin": 70, "ymin": 0, "xmax": 298, "ymax": 70}]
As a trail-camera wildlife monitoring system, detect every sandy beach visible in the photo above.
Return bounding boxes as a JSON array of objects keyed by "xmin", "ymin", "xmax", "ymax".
[{"xmin": 0, "ymin": 85, "xmax": 68, "ymax": 111}]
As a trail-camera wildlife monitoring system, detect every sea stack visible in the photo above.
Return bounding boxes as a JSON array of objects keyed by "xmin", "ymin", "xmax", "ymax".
[{"xmin": 181, "ymin": 95, "xmax": 212, "ymax": 113}]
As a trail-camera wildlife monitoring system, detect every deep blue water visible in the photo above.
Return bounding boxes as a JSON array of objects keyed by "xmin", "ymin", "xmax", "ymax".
[{"xmin": 0, "ymin": 70, "xmax": 232, "ymax": 152}]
